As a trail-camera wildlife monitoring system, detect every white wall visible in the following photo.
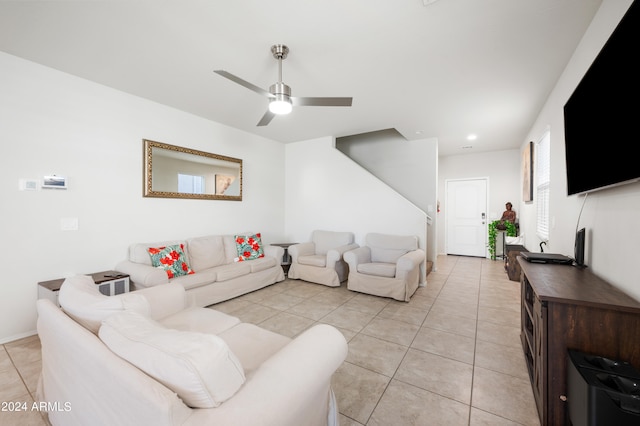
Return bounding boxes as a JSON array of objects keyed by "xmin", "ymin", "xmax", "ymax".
[
  {"xmin": 437, "ymin": 149, "xmax": 521, "ymax": 256},
  {"xmin": 0, "ymin": 52, "xmax": 286, "ymax": 343},
  {"xmin": 336, "ymin": 130, "xmax": 438, "ymax": 211},
  {"xmin": 519, "ymin": 0, "xmax": 640, "ymax": 301},
  {"xmin": 336, "ymin": 130, "xmax": 438, "ymax": 265},
  {"xmin": 284, "ymin": 137, "xmax": 428, "ymax": 279}
]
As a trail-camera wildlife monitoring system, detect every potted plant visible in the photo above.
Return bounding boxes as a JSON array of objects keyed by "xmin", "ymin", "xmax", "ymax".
[{"xmin": 488, "ymin": 220, "xmax": 517, "ymax": 260}]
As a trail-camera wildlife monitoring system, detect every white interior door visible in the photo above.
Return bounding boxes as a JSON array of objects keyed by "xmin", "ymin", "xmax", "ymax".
[{"xmin": 446, "ymin": 178, "xmax": 488, "ymax": 257}]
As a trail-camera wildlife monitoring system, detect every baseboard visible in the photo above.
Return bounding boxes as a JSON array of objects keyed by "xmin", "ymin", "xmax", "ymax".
[{"xmin": 0, "ymin": 329, "xmax": 37, "ymax": 345}]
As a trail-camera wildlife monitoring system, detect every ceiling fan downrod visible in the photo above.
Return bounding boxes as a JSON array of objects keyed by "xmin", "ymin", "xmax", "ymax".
[
  {"xmin": 271, "ymin": 44, "xmax": 289, "ymax": 82},
  {"xmin": 269, "ymin": 44, "xmax": 292, "ymax": 113}
]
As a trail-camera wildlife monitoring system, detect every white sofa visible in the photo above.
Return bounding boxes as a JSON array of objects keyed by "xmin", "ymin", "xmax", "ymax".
[
  {"xmin": 115, "ymin": 233, "xmax": 285, "ymax": 307},
  {"xmin": 37, "ymin": 275, "xmax": 348, "ymax": 426},
  {"xmin": 288, "ymin": 230, "xmax": 359, "ymax": 287}
]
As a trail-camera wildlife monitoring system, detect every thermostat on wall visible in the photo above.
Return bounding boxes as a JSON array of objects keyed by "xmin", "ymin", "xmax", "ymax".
[{"xmin": 42, "ymin": 175, "xmax": 67, "ymax": 189}]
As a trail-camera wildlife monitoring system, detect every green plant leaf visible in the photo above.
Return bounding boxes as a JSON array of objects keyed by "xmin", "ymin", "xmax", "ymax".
[{"xmin": 487, "ymin": 220, "xmax": 517, "ymax": 260}]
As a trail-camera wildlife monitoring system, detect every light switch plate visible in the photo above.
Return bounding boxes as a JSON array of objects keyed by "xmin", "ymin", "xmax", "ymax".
[{"xmin": 19, "ymin": 179, "xmax": 39, "ymax": 191}]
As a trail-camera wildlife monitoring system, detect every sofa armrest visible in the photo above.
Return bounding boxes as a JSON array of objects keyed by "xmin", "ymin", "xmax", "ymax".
[
  {"xmin": 183, "ymin": 324, "xmax": 347, "ymax": 426},
  {"xmin": 288, "ymin": 242, "xmax": 315, "ymax": 263},
  {"xmin": 36, "ymin": 299, "xmax": 193, "ymax": 426},
  {"xmin": 264, "ymin": 244, "xmax": 284, "ymax": 261},
  {"xmin": 343, "ymin": 246, "xmax": 371, "ymax": 269},
  {"xmin": 396, "ymin": 249, "xmax": 426, "ymax": 279},
  {"xmin": 115, "ymin": 260, "xmax": 168, "ymax": 288},
  {"xmin": 326, "ymin": 243, "xmax": 360, "ymax": 266},
  {"xmin": 127, "ymin": 284, "xmax": 190, "ymax": 320}
]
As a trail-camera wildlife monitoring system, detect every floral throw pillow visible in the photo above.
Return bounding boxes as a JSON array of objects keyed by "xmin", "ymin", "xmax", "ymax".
[
  {"xmin": 234, "ymin": 233, "xmax": 264, "ymax": 262},
  {"xmin": 148, "ymin": 244, "xmax": 194, "ymax": 279}
]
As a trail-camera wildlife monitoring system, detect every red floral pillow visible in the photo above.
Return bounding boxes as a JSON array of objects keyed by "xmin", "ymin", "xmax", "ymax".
[
  {"xmin": 234, "ymin": 233, "xmax": 264, "ymax": 262},
  {"xmin": 148, "ymin": 244, "xmax": 194, "ymax": 279}
]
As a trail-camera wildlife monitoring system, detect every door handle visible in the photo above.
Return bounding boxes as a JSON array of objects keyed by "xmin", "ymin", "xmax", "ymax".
[{"xmin": 481, "ymin": 212, "xmax": 486, "ymax": 219}]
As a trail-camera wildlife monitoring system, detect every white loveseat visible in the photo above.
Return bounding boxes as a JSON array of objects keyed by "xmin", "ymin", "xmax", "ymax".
[
  {"xmin": 115, "ymin": 233, "xmax": 285, "ymax": 307},
  {"xmin": 37, "ymin": 275, "xmax": 348, "ymax": 426}
]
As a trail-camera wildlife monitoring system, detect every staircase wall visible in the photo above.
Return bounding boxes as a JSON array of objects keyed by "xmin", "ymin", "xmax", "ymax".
[
  {"xmin": 284, "ymin": 136, "xmax": 429, "ymax": 283},
  {"xmin": 336, "ymin": 129, "xmax": 438, "ymax": 267}
]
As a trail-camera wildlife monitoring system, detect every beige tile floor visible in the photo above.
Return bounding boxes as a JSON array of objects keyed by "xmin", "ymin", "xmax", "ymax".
[
  {"xmin": 0, "ymin": 335, "xmax": 49, "ymax": 426},
  {"xmin": 1, "ymin": 255, "xmax": 540, "ymax": 426}
]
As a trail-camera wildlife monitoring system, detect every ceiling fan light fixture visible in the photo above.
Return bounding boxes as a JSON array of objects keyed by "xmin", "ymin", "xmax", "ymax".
[
  {"xmin": 215, "ymin": 44, "xmax": 352, "ymax": 126},
  {"xmin": 268, "ymin": 94, "xmax": 292, "ymax": 115}
]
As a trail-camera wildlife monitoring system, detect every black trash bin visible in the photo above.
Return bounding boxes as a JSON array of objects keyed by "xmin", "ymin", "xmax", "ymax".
[{"xmin": 568, "ymin": 349, "xmax": 640, "ymax": 426}]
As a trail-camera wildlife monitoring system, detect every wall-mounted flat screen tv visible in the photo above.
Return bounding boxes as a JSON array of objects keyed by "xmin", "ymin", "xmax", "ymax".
[{"xmin": 563, "ymin": 0, "xmax": 639, "ymax": 196}]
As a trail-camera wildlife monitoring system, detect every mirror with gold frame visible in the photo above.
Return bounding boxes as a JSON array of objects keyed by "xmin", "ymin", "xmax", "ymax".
[{"xmin": 143, "ymin": 139, "xmax": 242, "ymax": 201}]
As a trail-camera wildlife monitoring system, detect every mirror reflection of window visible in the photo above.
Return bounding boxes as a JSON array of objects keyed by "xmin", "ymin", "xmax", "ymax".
[
  {"xmin": 144, "ymin": 139, "xmax": 242, "ymax": 200},
  {"xmin": 178, "ymin": 174, "xmax": 205, "ymax": 194}
]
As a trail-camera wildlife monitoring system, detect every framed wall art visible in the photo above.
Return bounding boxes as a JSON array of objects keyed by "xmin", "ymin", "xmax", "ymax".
[{"xmin": 522, "ymin": 141, "xmax": 534, "ymax": 202}]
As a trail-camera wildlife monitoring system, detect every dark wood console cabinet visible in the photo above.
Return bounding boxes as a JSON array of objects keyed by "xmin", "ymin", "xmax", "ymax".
[
  {"xmin": 505, "ymin": 244, "xmax": 527, "ymax": 281},
  {"xmin": 518, "ymin": 258, "xmax": 640, "ymax": 425}
]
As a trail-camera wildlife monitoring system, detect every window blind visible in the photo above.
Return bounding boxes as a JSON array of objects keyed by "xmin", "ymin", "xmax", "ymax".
[{"xmin": 536, "ymin": 131, "xmax": 550, "ymax": 241}]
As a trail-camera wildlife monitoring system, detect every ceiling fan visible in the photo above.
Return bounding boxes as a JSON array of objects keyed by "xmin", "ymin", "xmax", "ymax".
[{"xmin": 214, "ymin": 44, "xmax": 353, "ymax": 126}]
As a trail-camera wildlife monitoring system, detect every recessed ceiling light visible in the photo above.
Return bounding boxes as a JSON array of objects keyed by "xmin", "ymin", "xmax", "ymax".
[{"xmin": 467, "ymin": 134, "xmax": 477, "ymax": 141}]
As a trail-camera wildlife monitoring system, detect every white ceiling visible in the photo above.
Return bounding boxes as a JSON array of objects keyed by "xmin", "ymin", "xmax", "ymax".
[{"xmin": 0, "ymin": 0, "xmax": 602, "ymax": 156}]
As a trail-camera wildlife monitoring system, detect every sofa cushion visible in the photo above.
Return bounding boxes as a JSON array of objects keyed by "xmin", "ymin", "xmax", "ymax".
[
  {"xmin": 160, "ymin": 307, "xmax": 241, "ymax": 335},
  {"xmin": 233, "ymin": 233, "xmax": 264, "ymax": 261},
  {"xmin": 99, "ymin": 310, "xmax": 246, "ymax": 408},
  {"xmin": 222, "ymin": 235, "xmax": 240, "ymax": 263},
  {"xmin": 298, "ymin": 254, "xmax": 327, "ymax": 268},
  {"xmin": 218, "ymin": 323, "xmax": 292, "ymax": 374},
  {"xmin": 248, "ymin": 256, "xmax": 278, "ymax": 273},
  {"xmin": 370, "ymin": 247, "xmax": 409, "ymax": 264},
  {"xmin": 171, "ymin": 268, "xmax": 217, "ymax": 290},
  {"xmin": 367, "ymin": 233, "xmax": 417, "ymax": 264},
  {"xmin": 58, "ymin": 275, "xmax": 150, "ymax": 334},
  {"xmin": 213, "ymin": 262, "xmax": 252, "ymax": 282},
  {"xmin": 148, "ymin": 244, "xmax": 194, "ymax": 279},
  {"xmin": 187, "ymin": 235, "xmax": 227, "ymax": 271},
  {"xmin": 357, "ymin": 262, "xmax": 397, "ymax": 278}
]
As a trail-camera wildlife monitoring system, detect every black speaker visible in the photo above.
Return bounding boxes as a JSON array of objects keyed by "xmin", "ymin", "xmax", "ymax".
[
  {"xmin": 574, "ymin": 228, "xmax": 586, "ymax": 266},
  {"xmin": 568, "ymin": 349, "xmax": 640, "ymax": 426}
]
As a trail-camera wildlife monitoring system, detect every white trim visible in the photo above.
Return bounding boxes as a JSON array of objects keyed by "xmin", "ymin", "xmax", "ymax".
[{"xmin": 535, "ymin": 129, "xmax": 550, "ymax": 241}]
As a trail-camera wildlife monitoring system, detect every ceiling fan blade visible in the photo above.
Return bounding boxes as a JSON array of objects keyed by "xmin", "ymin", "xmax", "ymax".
[
  {"xmin": 214, "ymin": 70, "xmax": 273, "ymax": 98},
  {"xmin": 291, "ymin": 97, "xmax": 353, "ymax": 107},
  {"xmin": 257, "ymin": 110, "xmax": 276, "ymax": 126}
]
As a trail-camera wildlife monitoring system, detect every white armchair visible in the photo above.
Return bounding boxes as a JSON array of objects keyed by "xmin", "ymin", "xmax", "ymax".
[
  {"xmin": 288, "ymin": 230, "xmax": 359, "ymax": 287},
  {"xmin": 344, "ymin": 233, "xmax": 425, "ymax": 301}
]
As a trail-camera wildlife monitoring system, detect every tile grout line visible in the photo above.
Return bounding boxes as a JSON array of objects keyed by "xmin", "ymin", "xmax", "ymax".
[
  {"xmin": 466, "ymin": 259, "xmax": 485, "ymax": 425},
  {"xmin": 362, "ymin": 257, "xmax": 456, "ymax": 425},
  {"xmin": 4, "ymin": 344, "xmax": 33, "ymax": 399},
  {"xmin": 347, "ymin": 280, "xmax": 447, "ymax": 423}
]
